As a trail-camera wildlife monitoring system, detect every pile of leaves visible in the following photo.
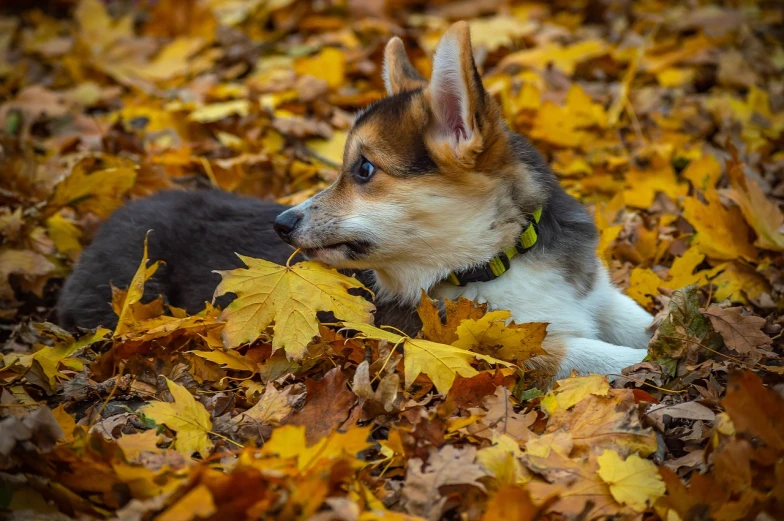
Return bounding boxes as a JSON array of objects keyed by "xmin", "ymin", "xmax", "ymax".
[{"xmin": 1, "ymin": 0, "xmax": 783, "ymax": 519}]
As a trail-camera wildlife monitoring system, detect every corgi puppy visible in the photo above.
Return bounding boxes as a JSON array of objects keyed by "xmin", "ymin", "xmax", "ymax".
[{"xmin": 273, "ymin": 22, "xmax": 653, "ymax": 377}]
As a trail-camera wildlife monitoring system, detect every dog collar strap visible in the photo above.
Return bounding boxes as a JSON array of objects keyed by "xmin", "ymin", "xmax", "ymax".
[{"xmin": 446, "ymin": 206, "xmax": 543, "ymax": 287}]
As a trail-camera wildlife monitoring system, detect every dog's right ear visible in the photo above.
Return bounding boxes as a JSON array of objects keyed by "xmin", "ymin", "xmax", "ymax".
[{"xmin": 383, "ymin": 37, "xmax": 427, "ymax": 96}]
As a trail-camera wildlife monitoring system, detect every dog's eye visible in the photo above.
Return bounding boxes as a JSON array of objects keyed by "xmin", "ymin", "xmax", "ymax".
[{"xmin": 356, "ymin": 157, "xmax": 376, "ymax": 182}]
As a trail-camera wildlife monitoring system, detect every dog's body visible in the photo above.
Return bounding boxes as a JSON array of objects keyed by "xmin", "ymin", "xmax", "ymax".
[{"xmin": 58, "ymin": 22, "xmax": 652, "ymax": 378}]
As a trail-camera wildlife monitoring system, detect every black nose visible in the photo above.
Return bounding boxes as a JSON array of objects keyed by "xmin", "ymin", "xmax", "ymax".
[{"xmin": 274, "ymin": 210, "xmax": 302, "ymax": 243}]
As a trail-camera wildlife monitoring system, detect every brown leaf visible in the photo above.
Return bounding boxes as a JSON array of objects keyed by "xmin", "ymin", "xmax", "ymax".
[
  {"xmin": 288, "ymin": 368, "xmax": 358, "ymax": 444},
  {"xmin": 703, "ymin": 306, "xmax": 771, "ymax": 354},
  {"xmin": 402, "ymin": 445, "xmax": 489, "ymax": 521}
]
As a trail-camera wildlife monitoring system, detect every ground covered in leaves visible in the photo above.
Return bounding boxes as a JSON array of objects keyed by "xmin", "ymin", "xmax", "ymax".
[{"xmin": 1, "ymin": 1, "xmax": 784, "ymax": 520}]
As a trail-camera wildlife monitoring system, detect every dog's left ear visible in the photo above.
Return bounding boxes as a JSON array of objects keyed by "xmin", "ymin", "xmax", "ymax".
[
  {"xmin": 383, "ymin": 37, "xmax": 427, "ymax": 95},
  {"xmin": 426, "ymin": 22, "xmax": 494, "ymax": 162}
]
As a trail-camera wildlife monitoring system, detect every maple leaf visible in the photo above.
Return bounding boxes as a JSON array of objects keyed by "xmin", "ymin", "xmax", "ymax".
[
  {"xmin": 623, "ymin": 155, "xmax": 688, "ymax": 209},
  {"xmin": 48, "ymin": 155, "xmax": 137, "ymax": 218},
  {"xmin": 232, "ymin": 385, "xmax": 299, "ymax": 429},
  {"xmin": 192, "ymin": 348, "xmax": 258, "ymax": 373},
  {"xmin": 541, "ymin": 374, "xmax": 610, "ymax": 415},
  {"xmin": 288, "ymin": 367, "xmax": 358, "ymax": 443},
  {"xmin": 345, "ymin": 322, "xmax": 513, "ymax": 394},
  {"xmin": 725, "ymin": 153, "xmax": 784, "ymax": 252},
  {"xmin": 682, "ymin": 189, "xmax": 757, "ymax": 261},
  {"xmin": 545, "ymin": 390, "xmax": 658, "ymax": 457},
  {"xmin": 682, "ymin": 154, "xmax": 722, "ymax": 190},
  {"xmin": 525, "ymin": 449, "xmax": 633, "ymax": 518},
  {"xmin": 116, "ymin": 430, "xmax": 164, "ymax": 461},
  {"xmin": 481, "ymin": 486, "xmax": 543, "ymax": 521},
  {"xmin": 402, "ymin": 445, "xmax": 489, "ymax": 521},
  {"xmin": 417, "ymin": 292, "xmax": 487, "ymax": 345},
  {"xmin": 260, "ymin": 424, "xmax": 372, "ymax": 470},
  {"xmin": 703, "ymin": 306, "xmax": 771, "ymax": 354},
  {"xmin": 476, "ymin": 433, "xmax": 530, "ymax": 487},
  {"xmin": 627, "ymin": 267, "xmax": 662, "ymax": 308},
  {"xmin": 597, "ymin": 450, "xmax": 665, "ymax": 512},
  {"xmin": 452, "ymin": 310, "xmax": 548, "ymax": 364},
  {"xmin": 142, "ymin": 378, "xmax": 213, "ymax": 458},
  {"xmin": 113, "ymin": 234, "xmax": 161, "ymax": 337},
  {"xmin": 215, "ymin": 256, "xmax": 375, "ymax": 359}
]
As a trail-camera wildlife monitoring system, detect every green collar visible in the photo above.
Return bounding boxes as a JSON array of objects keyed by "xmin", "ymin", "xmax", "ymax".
[{"xmin": 445, "ymin": 206, "xmax": 543, "ymax": 286}]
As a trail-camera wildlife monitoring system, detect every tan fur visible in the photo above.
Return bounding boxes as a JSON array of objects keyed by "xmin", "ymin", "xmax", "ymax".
[{"xmin": 383, "ymin": 37, "xmax": 427, "ymax": 95}]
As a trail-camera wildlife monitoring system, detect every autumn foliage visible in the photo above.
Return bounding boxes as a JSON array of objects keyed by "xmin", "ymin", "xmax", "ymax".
[{"xmin": 1, "ymin": 1, "xmax": 784, "ymax": 520}]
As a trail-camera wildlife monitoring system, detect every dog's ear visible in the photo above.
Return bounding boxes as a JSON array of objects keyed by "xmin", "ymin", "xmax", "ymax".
[
  {"xmin": 426, "ymin": 22, "xmax": 492, "ymax": 161},
  {"xmin": 383, "ymin": 37, "xmax": 427, "ymax": 95}
]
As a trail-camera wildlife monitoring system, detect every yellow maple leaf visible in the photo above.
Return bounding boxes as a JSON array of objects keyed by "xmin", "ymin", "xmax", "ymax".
[
  {"xmin": 215, "ymin": 256, "xmax": 374, "ymax": 359},
  {"xmin": 46, "ymin": 211, "xmax": 82, "ymax": 261},
  {"xmin": 541, "ymin": 374, "xmax": 610, "ymax": 415},
  {"xmin": 597, "ymin": 450, "xmax": 665, "ymax": 512},
  {"xmin": 142, "ymin": 377, "xmax": 213, "ymax": 458},
  {"xmin": 682, "ymin": 154, "xmax": 721, "ymax": 191},
  {"xmin": 452, "ymin": 310, "xmax": 547, "ymax": 364},
  {"xmin": 662, "ymin": 246, "xmax": 709, "ymax": 290},
  {"xmin": 188, "ymin": 99, "xmax": 250, "ymax": 123},
  {"xmin": 192, "ymin": 348, "xmax": 258, "ymax": 373},
  {"xmin": 261, "ymin": 424, "xmax": 372, "ymax": 470},
  {"xmin": 725, "ymin": 155, "xmax": 784, "ymax": 252},
  {"xmin": 305, "ymin": 130, "xmax": 348, "ymax": 167},
  {"xmin": 623, "ymin": 155, "xmax": 688, "ymax": 209},
  {"xmin": 711, "ymin": 261, "xmax": 768, "ymax": 304},
  {"xmin": 231, "ymin": 385, "xmax": 298, "ymax": 428},
  {"xmin": 468, "ymin": 16, "xmax": 536, "ymax": 53},
  {"xmin": 476, "ymin": 433, "xmax": 530, "ymax": 486},
  {"xmin": 114, "ymin": 235, "xmax": 161, "ymax": 337},
  {"xmin": 75, "ymin": 0, "xmax": 134, "ymax": 55},
  {"xmin": 294, "ymin": 47, "xmax": 345, "ymax": 88},
  {"xmin": 499, "ymin": 40, "xmax": 607, "ymax": 75},
  {"xmin": 682, "ymin": 189, "xmax": 757, "ymax": 261},
  {"xmin": 345, "ymin": 322, "xmax": 513, "ymax": 394},
  {"xmin": 417, "ymin": 291, "xmax": 487, "ymax": 345},
  {"xmin": 627, "ymin": 267, "xmax": 661, "ymax": 308},
  {"xmin": 157, "ymin": 484, "xmax": 216, "ymax": 521},
  {"xmin": 116, "ymin": 430, "xmax": 164, "ymax": 461},
  {"xmin": 51, "ymin": 404, "xmax": 77, "ymax": 444},
  {"xmin": 33, "ymin": 327, "xmax": 110, "ymax": 386},
  {"xmin": 49, "ymin": 155, "xmax": 137, "ymax": 218}
]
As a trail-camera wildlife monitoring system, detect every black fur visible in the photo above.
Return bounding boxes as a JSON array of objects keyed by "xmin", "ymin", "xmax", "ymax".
[
  {"xmin": 509, "ymin": 133, "xmax": 599, "ymax": 296},
  {"xmin": 57, "ymin": 190, "xmax": 422, "ymax": 334}
]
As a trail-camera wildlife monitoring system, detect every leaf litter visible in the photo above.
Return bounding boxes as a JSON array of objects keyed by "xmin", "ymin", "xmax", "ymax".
[{"xmin": 1, "ymin": 1, "xmax": 783, "ymax": 520}]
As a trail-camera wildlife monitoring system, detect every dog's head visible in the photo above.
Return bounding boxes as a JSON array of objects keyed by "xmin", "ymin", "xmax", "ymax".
[{"xmin": 275, "ymin": 22, "xmax": 545, "ymax": 300}]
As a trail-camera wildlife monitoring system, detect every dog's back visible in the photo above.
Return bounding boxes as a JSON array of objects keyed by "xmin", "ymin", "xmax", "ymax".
[{"xmin": 57, "ymin": 190, "xmax": 292, "ymax": 329}]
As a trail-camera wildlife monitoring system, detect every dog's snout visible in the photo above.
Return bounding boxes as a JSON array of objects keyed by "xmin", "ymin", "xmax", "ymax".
[{"xmin": 274, "ymin": 210, "xmax": 302, "ymax": 243}]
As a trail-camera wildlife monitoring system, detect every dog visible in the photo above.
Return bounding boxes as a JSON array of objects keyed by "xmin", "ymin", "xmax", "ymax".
[
  {"xmin": 59, "ymin": 22, "xmax": 652, "ymax": 378},
  {"xmin": 271, "ymin": 22, "xmax": 653, "ymax": 377}
]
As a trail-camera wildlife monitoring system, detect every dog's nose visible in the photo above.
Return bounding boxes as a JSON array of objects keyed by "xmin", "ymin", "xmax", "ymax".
[{"xmin": 274, "ymin": 210, "xmax": 302, "ymax": 243}]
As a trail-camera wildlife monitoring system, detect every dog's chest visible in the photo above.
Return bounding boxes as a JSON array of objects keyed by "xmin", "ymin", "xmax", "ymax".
[{"xmin": 431, "ymin": 257, "xmax": 601, "ymax": 338}]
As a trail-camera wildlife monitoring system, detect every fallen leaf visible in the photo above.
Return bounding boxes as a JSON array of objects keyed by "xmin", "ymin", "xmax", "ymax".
[
  {"xmin": 142, "ymin": 378, "xmax": 213, "ymax": 458},
  {"xmin": 215, "ymin": 256, "xmax": 375, "ymax": 359},
  {"xmin": 597, "ymin": 450, "xmax": 666, "ymax": 512},
  {"xmin": 402, "ymin": 445, "xmax": 489, "ymax": 521},
  {"xmin": 541, "ymin": 374, "xmax": 610, "ymax": 415},
  {"xmin": 346, "ymin": 322, "xmax": 513, "ymax": 394},
  {"xmin": 452, "ymin": 311, "xmax": 547, "ymax": 364},
  {"xmin": 703, "ymin": 306, "xmax": 771, "ymax": 354},
  {"xmin": 725, "ymin": 154, "xmax": 784, "ymax": 252}
]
